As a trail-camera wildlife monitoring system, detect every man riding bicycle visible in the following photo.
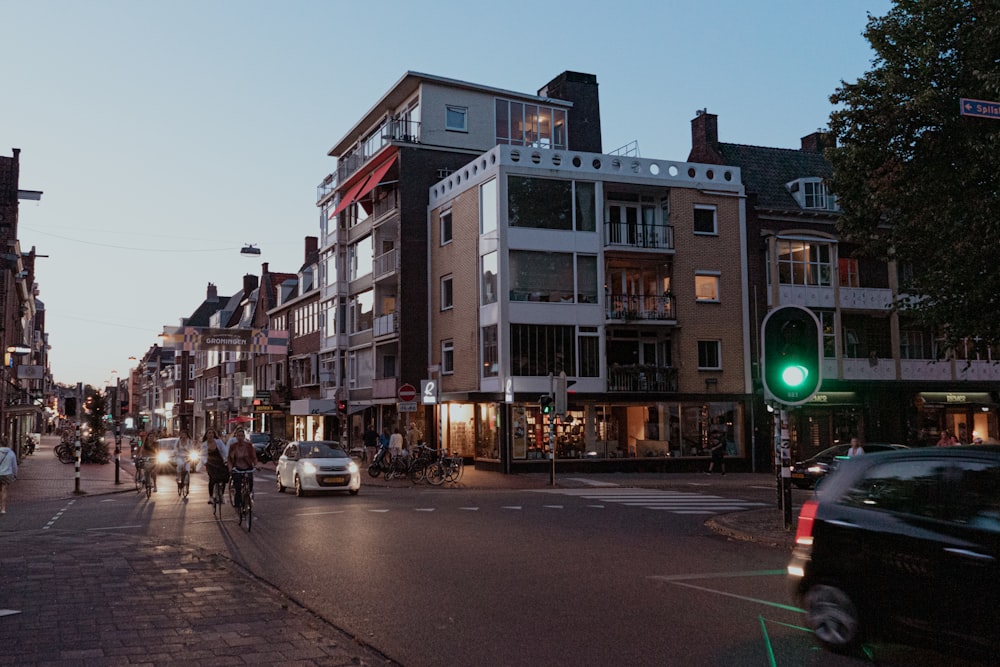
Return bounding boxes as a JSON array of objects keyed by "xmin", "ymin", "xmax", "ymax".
[
  {"xmin": 226, "ymin": 428, "xmax": 258, "ymax": 510},
  {"xmin": 136, "ymin": 433, "xmax": 159, "ymax": 492}
]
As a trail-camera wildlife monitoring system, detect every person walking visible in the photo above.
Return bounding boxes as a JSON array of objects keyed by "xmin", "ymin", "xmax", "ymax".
[
  {"xmin": 707, "ymin": 435, "xmax": 726, "ymax": 475},
  {"xmin": 846, "ymin": 437, "xmax": 865, "ymax": 457},
  {"xmin": 362, "ymin": 423, "xmax": 378, "ymax": 462},
  {"xmin": 0, "ymin": 442, "xmax": 18, "ymax": 514},
  {"xmin": 389, "ymin": 427, "xmax": 405, "ymax": 459},
  {"xmin": 202, "ymin": 428, "xmax": 230, "ymax": 506}
]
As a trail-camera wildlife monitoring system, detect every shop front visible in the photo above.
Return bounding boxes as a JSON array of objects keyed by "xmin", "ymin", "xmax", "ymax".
[{"xmin": 914, "ymin": 391, "xmax": 998, "ymax": 445}]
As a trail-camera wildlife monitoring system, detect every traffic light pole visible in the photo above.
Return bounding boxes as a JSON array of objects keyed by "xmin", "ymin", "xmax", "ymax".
[{"xmin": 775, "ymin": 407, "xmax": 793, "ymax": 530}]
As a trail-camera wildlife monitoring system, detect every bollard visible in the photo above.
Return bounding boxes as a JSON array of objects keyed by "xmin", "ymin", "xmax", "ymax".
[
  {"xmin": 74, "ymin": 427, "xmax": 82, "ymax": 494},
  {"xmin": 115, "ymin": 435, "xmax": 122, "ymax": 484}
]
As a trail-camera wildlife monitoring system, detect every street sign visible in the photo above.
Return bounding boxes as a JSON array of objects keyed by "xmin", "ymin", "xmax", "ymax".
[
  {"xmin": 960, "ymin": 98, "xmax": 1000, "ymax": 120},
  {"xmin": 398, "ymin": 401, "xmax": 417, "ymax": 412},
  {"xmin": 255, "ymin": 390, "xmax": 271, "ymax": 400},
  {"xmin": 398, "ymin": 383, "xmax": 417, "ymax": 402},
  {"xmin": 252, "ymin": 405, "xmax": 275, "ymax": 412},
  {"xmin": 420, "ymin": 380, "xmax": 438, "ymax": 405}
]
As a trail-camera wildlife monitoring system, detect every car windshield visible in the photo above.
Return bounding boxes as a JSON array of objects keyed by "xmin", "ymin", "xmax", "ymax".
[
  {"xmin": 250, "ymin": 434, "xmax": 269, "ymax": 444},
  {"xmin": 298, "ymin": 442, "xmax": 345, "ymax": 458}
]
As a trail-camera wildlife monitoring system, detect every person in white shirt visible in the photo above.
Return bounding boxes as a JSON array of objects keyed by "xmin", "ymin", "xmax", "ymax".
[
  {"xmin": 0, "ymin": 444, "xmax": 19, "ymax": 514},
  {"xmin": 847, "ymin": 437, "xmax": 865, "ymax": 457}
]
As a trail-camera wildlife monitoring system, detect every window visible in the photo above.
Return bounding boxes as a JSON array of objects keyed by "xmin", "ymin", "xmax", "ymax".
[
  {"xmin": 508, "ymin": 176, "xmax": 572, "ymax": 230},
  {"xmin": 578, "ymin": 330, "xmax": 600, "ymax": 377},
  {"xmin": 694, "ymin": 273, "xmax": 720, "ymax": 302},
  {"xmin": 776, "ymin": 238, "xmax": 832, "ymax": 286},
  {"xmin": 509, "ymin": 250, "xmax": 575, "ymax": 302},
  {"xmin": 348, "ymin": 235, "xmax": 373, "ymax": 280},
  {"xmin": 481, "ymin": 253, "xmax": 497, "ymax": 305},
  {"xmin": 495, "ymin": 99, "xmax": 567, "ymax": 149},
  {"xmin": 350, "ymin": 290, "xmax": 373, "ymax": 333},
  {"xmin": 576, "ymin": 255, "xmax": 598, "ymax": 304},
  {"xmin": 480, "ymin": 179, "xmax": 497, "ymax": 234},
  {"xmin": 786, "ymin": 178, "xmax": 838, "ymax": 211},
  {"xmin": 697, "ymin": 340, "xmax": 721, "ymax": 370},
  {"xmin": 693, "ymin": 205, "xmax": 717, "ymax": 235},
  {"xmin": 510, "ymin": 324, "xmax": 576, "ymax": 376},
  {"xmin": 440, "ymin": 210, "xmax": 452, "ymax": 245},
  {"xmin": 838, "ymin": 258, "xmax": 859, "ymax": 287},
  {"xmin": 818, "ymin": 310, "xmax": 836, "ymax": 358},
  {"xmin": 482, "ymin": 325, "xmax": 498, "ymax": 377},
  {"xmin": 442, "ymin": 340, "xmax": 455, "ymax": 374},
  {"xmin": 441, "ymin": 275, "xmax": 454, "ymax": 310},
  {"xmin": 900, "ymin": 330, "xmax": 937, "ymax": 360},
  {"xmin": 575, "ymin": 182, "xmax": 596, "ymax": 232},
  {"xmin": 445, "ymin": 105, "xmax": 467, "ymax": 132}
]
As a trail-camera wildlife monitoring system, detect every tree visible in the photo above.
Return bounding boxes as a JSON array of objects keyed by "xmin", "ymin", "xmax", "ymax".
[{"xmin": 828, "ymin": 0, "xmax": 1000, "ymax": 351}]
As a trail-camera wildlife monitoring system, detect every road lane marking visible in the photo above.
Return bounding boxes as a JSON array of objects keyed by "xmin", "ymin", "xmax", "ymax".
[
  {"xmin": 43, "ymin": 499, "xmax": 75, "ymax": 530},
  {"xmin": 537, "ymin": 488, "xmax": 766, "ymax": 515}
]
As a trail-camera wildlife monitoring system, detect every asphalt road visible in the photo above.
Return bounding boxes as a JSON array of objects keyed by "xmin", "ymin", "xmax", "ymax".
[{"xmin": 7, "ymin": 467, "xmax": 970, "ymax": 667}]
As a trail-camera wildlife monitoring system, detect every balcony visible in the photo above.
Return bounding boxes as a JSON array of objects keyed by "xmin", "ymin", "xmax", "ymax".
[
  {"xmin": 838, "ymin": 286, "xmax": 893, "ymax": 311},
  {"xmin": 373, "ymin": 312, "xmax": 397, "ymax": 338},
  {"xmin": 606, "ymin": 294, "xmax": 676, "ymax": 322},
  {"xmin": 608, "ymin": 365, "xmax": 678, "ymax": 392},
  {"xmin": 604, "ymin": 221, "xmax": 674, "ymax": 251},
  {"xmin": 374, "ymin": 248, "xmax": 398, "ymax": 281},
  {"xmin": 316, "ymin": 119, "xmax": 420, "ymax": 205}
]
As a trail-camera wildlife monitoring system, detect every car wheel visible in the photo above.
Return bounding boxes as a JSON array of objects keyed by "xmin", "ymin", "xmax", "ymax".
[
  {"xmin": 349, "ymin": 488, "xmax": 359, "ymax": 495},
  {"xmin": 804, "ymin": 584, "xmax": 861, "ymax": 653},
  {"xmin": 294, "ymin": 475, "xmax": 304, "ymax": 497},
  {"xmin": 276, "ymin": 472, "xmax": 285, "ymax": 493}
]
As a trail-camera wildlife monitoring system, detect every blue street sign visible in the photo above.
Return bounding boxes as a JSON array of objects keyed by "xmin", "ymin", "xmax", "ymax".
[{"xmin": 960, "ymin": 98, "xmax": 1000, "ymax": 120}]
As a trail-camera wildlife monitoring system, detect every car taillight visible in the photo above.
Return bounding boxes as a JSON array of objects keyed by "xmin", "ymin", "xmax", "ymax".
[{"xmin": 795, "ymin": 499, "xmax": 819, "ymax": 546}]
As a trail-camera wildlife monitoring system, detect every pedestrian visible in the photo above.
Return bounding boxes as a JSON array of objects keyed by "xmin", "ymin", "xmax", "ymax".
[
  {"xmin": 389, "ymin": 427, "xmax": 405, "ymax": 459},
  {"xmin": 0, "ymin": 441, "xmax": 18, "ymax": 514},
  {"xmin": 362, "ymin": 423, "xmax": 378, "ymax": 462},
  {"xmin": 707, "ymin": 435, "xmax": 726, "ymax": 475},
  {"xmin": 202, "ymin": 428, "xmax": 230, "ymax": 505},
  {"xmin": 379, "ymin": 427, "xmax": 391, "ymax": 458},
  {"xmin": 846, "ymin": 437, "xmax": 865, "ymax": 457},
  {"xmin": 936, "ymin": 430, "xmax": 958, "ymax": 447},
  {"xmin": 406, "ymin": 421, "xmax": 422, "ymax": 454}
]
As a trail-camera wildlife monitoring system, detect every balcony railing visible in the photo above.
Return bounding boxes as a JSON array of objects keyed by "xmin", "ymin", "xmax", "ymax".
[
  {"xmin": 374, "ymin": 248, "xmax": 398, "ymax": 280},
  {"xmin": 373, "ymin": 312, "xmax": 397, "ymax": 338},
  {"xmin": 316, "ymin": 119, "xmax": 420, "ymax": 204},
  {"xmin": 604, "ymin": 221, "xmax": 674, "ymax": 250},
  {"xmin": 608, "ymin": 365, "xmax": 678, "ymax": 392},
  {"xmin": 606, "ymin": 294, "xmax": 676, "ymax": 321}
]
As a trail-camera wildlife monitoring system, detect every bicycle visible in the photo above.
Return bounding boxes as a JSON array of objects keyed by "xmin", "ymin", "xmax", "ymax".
[
  {"xmin": 211, "ymin": 479, "xmax": 226, "ymax": 517},
  {"xmin": 231, "ymin": 468, "xmax": 255, "ymax": 531},
  {"xmin": 176, "ymin": 450, "xmax": 200, "ymax": 500},
  {"xmin": 136, "ymin": 457, "xmax": 155, "ymax": 498},
  {"xmin": 427, "ymin": 453, "xmax": 465, "ymax": 486}
]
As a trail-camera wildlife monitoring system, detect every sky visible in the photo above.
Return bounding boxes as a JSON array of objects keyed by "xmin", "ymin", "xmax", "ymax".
[{"xmin": 2, "ymin": 0, "xmax": 892, "ymax": 388}]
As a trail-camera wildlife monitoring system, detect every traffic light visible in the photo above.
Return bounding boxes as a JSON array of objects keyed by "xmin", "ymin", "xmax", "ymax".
[
  {"xmin": 761, "ymin": 305, "xmax": 822, "ymax": 405},
  {"xmin": 539, "ymin": 394, "xmax": 554, "ymax": 415},
  {"xmin": 337, "ymin": 399, "xmax": 348, "ymax": 414}
]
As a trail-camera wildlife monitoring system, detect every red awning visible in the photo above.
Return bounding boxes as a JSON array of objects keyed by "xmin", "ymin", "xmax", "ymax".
[
  {"xmin": 328, "ymin": 173, "xmax": 373, "ymax": 220},
  {"xmin": 354, "ymin": 156, "xmax": 397, "ymax": 212},
  {"xmin": 327, "ymin": 151, "xmax": 398, "ymax": 221}
]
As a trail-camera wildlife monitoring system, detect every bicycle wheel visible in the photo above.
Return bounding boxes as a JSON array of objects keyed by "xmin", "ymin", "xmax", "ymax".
[
  {"xmin": 426, "ymin": 461, "xmax": 446, "ymax": 486},
  {"xmin": 134, "ymin": 466, "xmax": 142, "ymax": 492},
  {"xmin": 144, "ymin": 472, "xmax": 152, "ymax": 499},
  {"xmin": 445, "ymin": 458, "xmax": 464, "ymax": 483},
  {"xmin": 246, "ymin": 488, "xmax": 253, "ymax": 532},
  {"xmin": 181, "ymin": 470, "xmax": 190, "ymax": 499}
]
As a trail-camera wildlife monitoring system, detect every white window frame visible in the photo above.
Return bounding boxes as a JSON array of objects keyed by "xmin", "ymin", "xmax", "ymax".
[
  {"xmin": 694, "ymin": 272, "xmax": 721, "ymax": 302},
  {"xmin": 445, "ymin": 105, "xmax": 468, "ymax": 132},
  {"xmin": 440, "ymin": 209, "xmax": 453, "ymax": 245},
  {"xmin": 441, "ymin": 274, "xmax": 454, "ymax": 311},
  {"xmin": 697, "ymin": 340, "xmax": 722, "ymax": 370},
  {"xmin": 693, "ymin": 204, "xmax": 718, "ymax": 235},
  {"xmin": 441, "ymin": 340, "xmax": 455, "ymax": 375}
]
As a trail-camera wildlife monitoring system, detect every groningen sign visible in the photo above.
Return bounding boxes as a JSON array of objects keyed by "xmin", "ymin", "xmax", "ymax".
[{"xmin": 160, "ymin": 327, "xmax": 289, "ymax": 353}]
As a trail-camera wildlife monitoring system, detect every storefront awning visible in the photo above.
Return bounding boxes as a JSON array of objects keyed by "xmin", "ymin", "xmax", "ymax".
[
  {"xmin": 807, "ymin": 392, "xmax": 861, "ymax": 405},
  {"xmin": 918, "ymin": 391, "xmax": 994, "ymax": 406},
  {"xmin": 290, "ymin": 399, "xmax": 336, "ymax": 416}
]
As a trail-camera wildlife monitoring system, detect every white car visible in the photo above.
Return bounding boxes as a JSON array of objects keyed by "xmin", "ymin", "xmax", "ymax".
[{"xmin": 276, "ymin": 441, "xmax": 360, "ymax": 496}]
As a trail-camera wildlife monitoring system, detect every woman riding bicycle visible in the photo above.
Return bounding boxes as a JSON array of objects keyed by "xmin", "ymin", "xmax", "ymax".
[
  {"xmin": 175, "ymin": 430, "xmax": 199, "ymax": 489},
  {"xmin": 226, "ymin": 428, "xmax": 258, "ymax": 511},
  {"xmin": 202, "ymin": 428, "xmax": 229, "ymax": 506},
  {"xmin": 137, "ymin": 432, "xmax": 159, "ymax": 492}
]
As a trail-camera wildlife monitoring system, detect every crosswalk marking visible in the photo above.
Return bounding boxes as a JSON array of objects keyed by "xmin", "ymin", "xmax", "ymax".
[{"xmin": 534, "ymin": 488, "xmax": 766, "ymax": 515}]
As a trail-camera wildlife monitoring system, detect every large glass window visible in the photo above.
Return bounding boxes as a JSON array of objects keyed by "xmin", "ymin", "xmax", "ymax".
[
  {"xmin": 446, "ymin": 105, "xmax": 467, "ymax": 132},
  {"xmin": 578, "ymin": 330, "xmax": 600, "ymax": 377},
  {"xmin": 510, "ymin": 324, "xmax": 576, "ymax": 376},
  {"xmin": 576, "ymin": 255, "xmax": 598, "ymax": 304},
  {"xmin": 482, "ymin": 325, "xmax": 498, "ymax": 377},
  {"xmin": 351, "ymin": 290, "xmax": 373, "ymax": 333},
  {"xmin": 495, "ymin": 99, "xmax": 567, "ymax": 150},
  {"xmin": 508, "ymin": 176, "xmax": 572, "ymax": 230},
  {"xmin": 481, "ymin": 252, "xmax": 497, "ymax": 305},
  {"xmin": 575, "ymin": 181, "xmax": 596, "ymax": 232},
  {"xmin": 695, "ymin": 273, "xmax": 720, "ymax": 302},
  {"xmin": 693, "ymin": 205, "xmax": 717, "ymax": 235},
  {"xmin": 480, "ymin": 179, "xmax": 497, "ymax": 234},
  {"xmin": 697, "ymin": 340, "xmax": 721, "ymax": 370},
  {"xmin": 509, "ymin": 250, "xmax": 574, "ymax": 302},
  {"xmin": 777, "ymin": 239, "xmax": 832, "ymax": 286},
  {"xmin": 349, "ymin": 235, "xmax": 373, "ymax": 280}
]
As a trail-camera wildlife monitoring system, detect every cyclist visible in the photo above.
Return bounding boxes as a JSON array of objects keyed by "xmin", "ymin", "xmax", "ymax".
[
  {"xmin": 226, "ymin": 427, "xmax": 258, "ymax": 511},
  {"xmin": 175, "ymin": 430, "xmax": 199, "ymax": 490},
  {"xmin": 202, "ymin": 428, "xmax": 229, "ymax": 506},
  {"xmin": 136, "ymin": 432, "xmax": 159, "ymax": 492}
]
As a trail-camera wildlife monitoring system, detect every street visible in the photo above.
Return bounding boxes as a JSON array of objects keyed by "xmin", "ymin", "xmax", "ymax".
[{"xmin": 2, "ymin": 445, "xmax": 972, "ymax": 666}]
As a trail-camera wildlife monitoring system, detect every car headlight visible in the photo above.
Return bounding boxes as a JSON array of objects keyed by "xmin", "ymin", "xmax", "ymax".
[
  {"xmin": 348, "ymin": 461, "xmax": 359, "ymax": 474},
  {"xmin": 157, "ymin": 451, "xmax": 170, "ymax": 464},
  {"xmin": 807, "ymin": 464, "xmax": 827, "ymax": 474},
  {"xmin": 188, "ymin": 450, "xmax": 201, "ymax": 463},
  {"xmin": 302, "ymin": 462, "xmax": 317, "ymax": 474}
]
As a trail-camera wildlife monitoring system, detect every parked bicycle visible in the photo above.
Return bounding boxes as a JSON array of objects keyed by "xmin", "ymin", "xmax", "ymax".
[
  {"xmin": 55, "ymin": 441, "xmax": 76, "ymax": 464},
  {"xmin": 426, "ymin": 452, "xmax": 464, "ymax": 486}
]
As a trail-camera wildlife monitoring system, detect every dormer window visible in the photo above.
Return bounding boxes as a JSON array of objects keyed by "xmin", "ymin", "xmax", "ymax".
[{"xmin": 786, "ymin": 177, "xmax": 838, "ymax": 211}]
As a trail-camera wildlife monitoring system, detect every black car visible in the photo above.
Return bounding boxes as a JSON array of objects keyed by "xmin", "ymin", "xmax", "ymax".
[
  {"xmin": 248, "ymin": 433, "xmax": 271, "ymax": 460},
  {"xmin": 788, "ymin": 445, "xmax": 1000, "ymax": 658},
  {"xmin": 789, "ymin": 443, "xmax": 907, "ymax": 489}
]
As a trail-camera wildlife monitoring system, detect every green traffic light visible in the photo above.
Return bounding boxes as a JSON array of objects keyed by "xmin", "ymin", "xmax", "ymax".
[{"xmin": 781, "ymin": 364, "xmax": 809, "ymax": 387}]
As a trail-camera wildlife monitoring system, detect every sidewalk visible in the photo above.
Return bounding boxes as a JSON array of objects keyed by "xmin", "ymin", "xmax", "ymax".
[{"xmin": 1, "ymin": 436, "xmax": 794, "ymax": 665}]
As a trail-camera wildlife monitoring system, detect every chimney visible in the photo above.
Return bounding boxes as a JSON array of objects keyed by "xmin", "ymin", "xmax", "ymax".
[
  {"xmin": 688, "ymin": 109, "xmax": 724, "ymax": 164},
  {"xmin": 206, "ymin": 283, "xmax": 218, "ymax": 302},
  {"xmin": 801, "ymin": 131, "xmax": 835, "ymax": 153},
  {"xmin": 261, "ymin": 262, "xmax": 269, "ymax": 276},
  {"xmin": 304, "ymin": 236, "xmax": 319, "ymax": 265},
  {"xmin": 243, "ymin": 273, "xmax": 259, "ymax": 297}
]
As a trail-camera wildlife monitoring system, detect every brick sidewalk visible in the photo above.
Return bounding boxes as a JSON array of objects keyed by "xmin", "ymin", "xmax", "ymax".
[{"xmin": 0, "ymin": 436, "xmax": 397, "ymax": 666}]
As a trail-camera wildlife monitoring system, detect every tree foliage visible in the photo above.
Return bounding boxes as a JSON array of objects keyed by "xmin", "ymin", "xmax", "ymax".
[{"xmin": 828, "ymin": 0, "xmax": 1000, "ymax": 350}]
